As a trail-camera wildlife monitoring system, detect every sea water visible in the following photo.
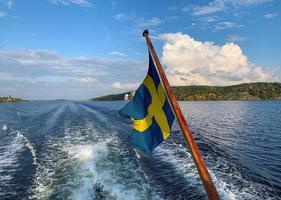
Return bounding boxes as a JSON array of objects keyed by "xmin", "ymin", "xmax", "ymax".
[{"xmin": 0, "ymin": 101, "xmax": 280, "ymax": 200}]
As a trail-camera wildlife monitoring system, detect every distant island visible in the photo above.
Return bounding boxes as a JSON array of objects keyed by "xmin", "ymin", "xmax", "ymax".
[
  {"xmin": 0, "ymin": 96, "xmax": 27, "ymax": 103},
  {"xmin": 90, "ymin": 82, "xmax": 281, "ymax": 101}
]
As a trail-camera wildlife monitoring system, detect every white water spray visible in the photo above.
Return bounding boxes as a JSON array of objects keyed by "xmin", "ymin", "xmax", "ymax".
[
  {"xmin": 17, "ymin": 132, "xmax": 37, "ymax": 165},
  {"xmin": 2, "ymin": 124, "xmax": 8, "ymax": 131}
]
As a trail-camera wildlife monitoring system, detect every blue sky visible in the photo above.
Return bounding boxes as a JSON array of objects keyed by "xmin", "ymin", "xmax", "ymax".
[{"xmin": 0, "ymin": 0, "xmax": 280, "ymax": 99}]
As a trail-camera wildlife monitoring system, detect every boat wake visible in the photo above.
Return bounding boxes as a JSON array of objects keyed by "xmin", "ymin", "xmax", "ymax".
[
  {"xmin": 16, "ymin": 132, "xmax": 37, "ymax": 165},
  {"xmin": 33, "ymin": 117, "xmax": 161, "ymax": 200},
  {"xmin": 0, "ymin": 124, "xmax": 37, "ymax": 198},
  {"xmin": 0, "ymin": 101, "xmax": 280, "ymax": 200}
]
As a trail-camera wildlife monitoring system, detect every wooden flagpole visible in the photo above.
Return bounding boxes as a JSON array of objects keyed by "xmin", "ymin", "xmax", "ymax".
[{"xmin": 143, "ymin": 29, "xmax": 220, "ymax": 200}]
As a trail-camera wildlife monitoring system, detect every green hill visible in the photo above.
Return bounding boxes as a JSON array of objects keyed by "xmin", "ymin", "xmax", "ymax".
[
  {"xmin": 90, "ymin": 92, "xmax": 128, "ymax": 101},
  {"xmin": 90, "ymin": 82, "xmax": 281, "ymax": 101}
]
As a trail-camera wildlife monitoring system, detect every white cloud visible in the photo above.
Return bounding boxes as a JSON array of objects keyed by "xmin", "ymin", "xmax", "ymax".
[
  {"xmin": 226, "ymin": 34, "xmax": 247, "ymax": 43},
  {"xmin": 49, "ymin": 0, "xmax": 92, "ymax": 7},
  {"xmin": 113, "ymin": 13, "xmax": 130, "ymax": 21},
  {"xmin": 158, "ymin": 33, "xmax": 279, "ymax": 86},
  {"xmin": 264, "ymin": 12, "xmax": 279, "ymax": 19},
  {"xmin": 0, "ymin": 72, "xmax": 33, "ymax": 82},
  {"xmin": 190, "ymin": 15, "xmax": 244, "ymax": 31},
  {"xmin": 0, "ymin": 0, "xmax": 13, "ymax": 9},
  {"xmin": 192, "ymin": 0, "xmax": 273, "ymax": 16},
  {"xmin": 232, "ymin": 0, "xmax": 274, "ymax": 6},
  {"xmin": 193, "ymin": 0, "xmax": 226, "ymax": 16},
  {"xmin": 215, "ymin": 21, "xmax": 237, "ymax": 30},
  {"xmin": 113, "ymin": 12, "xmax": 163, "ymax": 28},
  {"xmin": 0, "ymin": 49, "xmax": 146, "ymax": 99},
  {"xmin": 113, "ymin": 12, "xmax": 166, "ymax": 36},
  {"xmin": 0, "ymin": 11, "xmax": 6, "ymax": 17},
  {"xmin": 109, "ymin": 51, "xmax": 127, "ymax": 57},
  {"xmin": 201, "ymin": 16, "xmax": 217, "ymax": 23},
  {"xmin": 77, "ymin": 77, "xmax": 97, "ymax": 83},
  {"xmin": 136, "ymin": 17, "xmax": 163, "ymax": 28},
  {"xmin": 111, "ymin": 81, "xmax": 139, "ymax": 90}
]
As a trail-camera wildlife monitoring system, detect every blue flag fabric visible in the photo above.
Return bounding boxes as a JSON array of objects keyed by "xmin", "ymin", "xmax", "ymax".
[{"xmin": 119, "ymin": 52, "xmax": 175, "ymax": 152}]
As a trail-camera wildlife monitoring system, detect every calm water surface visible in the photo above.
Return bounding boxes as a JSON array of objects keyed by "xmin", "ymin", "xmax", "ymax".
[{"xmin": 0, "ymin": 101, "xmax": 280, "ymax": 200}]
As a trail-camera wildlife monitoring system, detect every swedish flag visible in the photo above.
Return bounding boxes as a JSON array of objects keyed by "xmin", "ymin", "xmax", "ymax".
[{"xmin": 119, "ymin": 52, "xmax": 175, "ymax": 152}]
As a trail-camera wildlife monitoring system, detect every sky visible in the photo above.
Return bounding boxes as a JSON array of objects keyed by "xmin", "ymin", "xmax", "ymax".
[{"xmin": 0, "ymin": 0, "xmax": 280, "ymax": 100}]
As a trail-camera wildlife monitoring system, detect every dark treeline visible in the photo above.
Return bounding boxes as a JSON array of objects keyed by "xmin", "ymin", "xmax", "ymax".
[
  {"xmin": 91, "ymin": 92, "xmax": 128, "ymax": 101},
  {"xmin": 91, "ymin": 82, "xmax": 281, "ymax": 101}
]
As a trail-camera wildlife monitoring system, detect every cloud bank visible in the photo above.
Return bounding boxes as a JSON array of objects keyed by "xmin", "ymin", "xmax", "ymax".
[
  {"xmin": 159, "ymin": 33, "xmax": 279, "ymax": 86},
  {"xmin": 264, "ymin": 12, "xmax": 279, "ymax": 19},
  {"xmin": 0, "ymin": 50, "xmax": 145, "ymax": 99},
  {"xmin": 192, "ymin": 0, "xmax": 273, "ymax": 16},
  {"xmin": 49, "ymin": 0, "xmax": 92, "ymax": 7},
  {"xmin": 0, "ymin": 33, "xmax": 279, "ymax": 99}
]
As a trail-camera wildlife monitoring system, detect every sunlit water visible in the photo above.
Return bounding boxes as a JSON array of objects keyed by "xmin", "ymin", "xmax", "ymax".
[{"xmin": 0, "ymin": 101, "xmax": 280, "ymax": 200}]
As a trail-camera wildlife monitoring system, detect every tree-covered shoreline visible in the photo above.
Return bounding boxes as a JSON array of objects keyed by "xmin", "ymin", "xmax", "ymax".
[
  {"xmin": 0, "ymin": 96, "xmax": 27, "ymax": 103},
  {"xmin": 90, "ymin": 82, "xmax": 281, "ymax": 101}
]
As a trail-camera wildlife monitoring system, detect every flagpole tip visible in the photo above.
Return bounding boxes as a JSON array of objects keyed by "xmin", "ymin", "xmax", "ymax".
[{"xmin": 143, "ymin": 29, "xmax": 149, "ymax": 37}]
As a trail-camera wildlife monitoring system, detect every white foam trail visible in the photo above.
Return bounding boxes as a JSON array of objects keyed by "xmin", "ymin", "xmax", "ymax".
[
  {"xmin": 207, "ymin": 157, "xmax": 266, "ymax": 200},
  {"xmin": 155, "ymin": 142, "xmax": 199, "ymax": 183},
  {"xmin": 68, "ymin": 139, "xmax": 144, "ymax": 200},
  {"xmin": 155, "ymin": 141, "xmax": 266, "ymax": 200},
  {"xmin": 0, "ymin": 131, "xmax": 24, "ymax": 189},
  {"xmin": 34, "ymin": 120, "xmax": 160, "ymax": 200},
  {"xmin": 67, "ymin": 142, "xmax": 108, "ymax": 200},
  {"xmin": 133, "ymin": 148, "xmax": 151, "ymax": 182},
  {"xmin": 209, "ymin": 170, "xmax": 241, "ymax": 200},
  {"xmin": 78, "ymin": 104, "xmax": 108, "ymax": 123},
  {"xmin": 2, "ymin": 124, "xmax": 8, "ymax": 131},
  {"xmin": 40, "ymin": 104, "xmax": 66, "ymax": 132},
  {"xmin": 17, "ymin": 132, "xmax": 37, "ymax": 165},
  {"xmin": 134, "ymin": 148, "xmax": 141, "ymax": 159}
]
